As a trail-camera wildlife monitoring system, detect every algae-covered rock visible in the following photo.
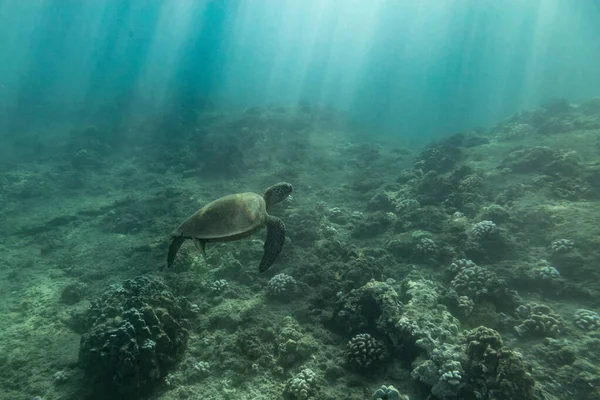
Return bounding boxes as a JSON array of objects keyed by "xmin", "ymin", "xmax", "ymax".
[
  {"xmin": 334, "ymin": 279, "xmax": 402, "ymax": 334},
  {"xmin": 462, "ymin": 326, "xmax": 537, "ymax": 400}
]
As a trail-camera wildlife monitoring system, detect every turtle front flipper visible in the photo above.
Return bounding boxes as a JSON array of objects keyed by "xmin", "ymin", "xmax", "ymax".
[
  {"xmin": 167, "ymin": 236, "xmax": 186, "ymax": 268},
  {"xmin": 259, "ymin": 215, "xmax": 286, "ymax": 272}
]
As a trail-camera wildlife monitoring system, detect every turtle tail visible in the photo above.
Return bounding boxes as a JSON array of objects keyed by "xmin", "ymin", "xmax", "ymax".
[
  {"xmin": 167, "ymin": 236, "xmax": 185, "ymax": 268},
  {"xmin": 259, "ymin": 216, "xmax": 286, "ymax": 272}
]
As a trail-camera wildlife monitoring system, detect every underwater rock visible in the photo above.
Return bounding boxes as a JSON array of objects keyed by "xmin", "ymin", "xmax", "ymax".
[
  {"xmin": 394, "ymin": 198, "xmax": 420, "ymax": 215},
  {"xmin": 442, "ymin": 131, "xmax": 489, "ymax": 148},
  {"xmin": 396, "ymin": 169, "xmax": 420, "ymax": 185},
  {"xmin": 336, "ymin": 251, "xmax": 388, "ymax": 289},
  {"xmin": 275, "ymin": 317, "xmax": 315, "ymax": 367},
  {"xmin": 538, "ymin": 116, "xmax": 575, "ymax": 135},
  {"xmin": 60, "ymin": 282, "xmax": 88, "ymax": 305},
  {"xmin": 461, "ymin": 326, "xmax": 537, "ymax": 400},
  {"xmin": 494, "ymin": 122, "xmax": 536, "ymax": 141},
  {"xmin": 501, "ymin": 146, "xmax": 583, "ymax": 177},
  {"xmin": 414, "ymin": 144, "xmax": 462, "ymax": 173},
  {"xmin": 79, "ymin": 276, "xmax": 192, "ymax": 399},
  {"xmin": 367, "ymin": 190, "xmax": 397, "ymax": 212},
  {"xmin": 285, "ymin": 208, "xmax": 320, "ymax": 247},
  {"xmin": 350, "ymin": 211, "xmax": 394, "ymax": 238},
  {"xmin": 478, "ymin": 204, "xmax": 511, "ymax": 223},
  {"xmin": 325, "ymin": 206, "xmax": 350, "ymax": 225},
  {"xmin": 446, "ymin": 260, "xmax": 520, "ymax": 314},
  {"xmin": 395, "ymin": 205, "xmax": 447, "ymax": 233},
  {"xmin": 413, "ymin": 170, "xmax": 454, "ymax": 206},
  {"xmin": 386, "ymin": 275, "xmax": 469, "ymax": 398},
  {"xmin": 498, "ymin": 97, "xmax": 600, "ymax": 137},
  {"xmin": 334, "ymin": 280, "xmax": 402, "ymax": 334},
  {"xmin": 463, "ymin": 220, "xmax": 516, "ymax": 263},
  {"xmin": 385, "ymin": 236, "xmax": 413, "ymax": 260},
  {"xmin": 235, "ymin": 329, "xmax": 272, "ymax": 362}
]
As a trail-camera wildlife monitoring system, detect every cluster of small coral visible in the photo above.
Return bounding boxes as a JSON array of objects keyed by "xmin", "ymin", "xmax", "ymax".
[
  {"xmin": 534, "ymin": 259, "xmax": 561, "ymax": 280},
  {"xmin": 284, "ymin": 369, "xmax": 318, "ymax": 400},
  {"xmin": 372, "ymin": 385, "xmax": 407, "ymax": 400},
  {"xmin": 266, "ymin": 273, "xmax": 297, "ymax": 298},
  {"xmin": 514, "ymin": 304, "xmax": 565, "ymax": 337},
  {"xmin": 344, "ymin": 333, "xmax": 387, "ymax": 370},
  {"xmin": 210, "ymin": 278, "xmax": 229, "ymax": 293},
  {"xmin": 470, "ymin": 220, "xmax": 498, "ymax": 239},
  {"xmin": 414, "ymin": 237, "xmax": 436, "ymax": 255},
  {"xmin": 550, "ymin": 238, "xmax": 575, "ymax": 253},
  {"xmin": 449, "ymin": 260, "xmax": 505, "ymax": 300},
  {"xmin": 573, "ymin": 309, "xmax": 600, "ymax": 331}
]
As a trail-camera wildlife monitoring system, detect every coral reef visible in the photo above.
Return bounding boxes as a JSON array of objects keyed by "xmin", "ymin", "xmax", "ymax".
[
  {"xmin": 4, "ymin": 98, "xmax": 600, "ymax": 400},
  {"xmin": 78, "ymin": 276, "xmax": 192, "ymax": 399}
]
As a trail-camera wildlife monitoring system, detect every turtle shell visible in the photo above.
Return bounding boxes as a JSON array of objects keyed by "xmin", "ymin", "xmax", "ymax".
[{"xmin": 173, "ymin": 192, "xmax": 267, "ymax": 240}]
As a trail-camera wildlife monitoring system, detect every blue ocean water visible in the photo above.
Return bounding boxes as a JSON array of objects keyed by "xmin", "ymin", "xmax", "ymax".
[
  {"xmin": 1, "ymin": 0, "xmax": 599, "ymax": 143},
  {"xmin": 2, "ymin": 2, "xmax": 600, "ymax": 400}
]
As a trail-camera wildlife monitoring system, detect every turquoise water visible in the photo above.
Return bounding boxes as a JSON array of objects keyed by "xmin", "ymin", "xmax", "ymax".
[
  {"xmin": 1, "ymin": 1, "xmax": 600, "ymax": 400},
  {"xmin": 1, "ymin": 1, "xmax": 599, "ymax": 142}
]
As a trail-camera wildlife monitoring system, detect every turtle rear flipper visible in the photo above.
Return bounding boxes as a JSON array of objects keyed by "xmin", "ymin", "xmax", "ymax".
[
  {"xmin": 259, "ymin": 215, "xmax": 286, "ymax": 272},
  {"xmin": 193, "ymin": 237, "xmax": 207, "ymax": 260},
  {"xmin": 167, "ymin": 236, "xmax": 185, "ymax": 268}
]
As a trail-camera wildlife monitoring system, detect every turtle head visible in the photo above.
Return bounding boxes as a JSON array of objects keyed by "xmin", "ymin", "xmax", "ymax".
[{"xmin": 264, "ymin": 182, "xmax": 293, "ymax": 209}]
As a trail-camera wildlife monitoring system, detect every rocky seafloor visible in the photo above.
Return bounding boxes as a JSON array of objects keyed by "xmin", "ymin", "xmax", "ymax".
[{"xmin": 1, "ymin": 98, "xmax": 600, "ymax": 400}]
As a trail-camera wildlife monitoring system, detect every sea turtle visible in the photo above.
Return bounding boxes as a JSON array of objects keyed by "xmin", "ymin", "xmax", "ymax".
[{"xmin": 167, "ymin": 182, "xmax": 293, "ymax": 272}]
